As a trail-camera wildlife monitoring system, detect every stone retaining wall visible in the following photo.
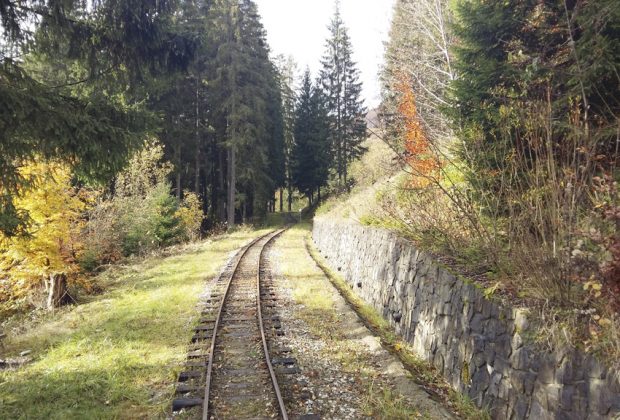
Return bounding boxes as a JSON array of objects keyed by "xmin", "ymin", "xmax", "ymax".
[{"xmin": 312, "ymin": 218, "xmax": 620, "ymax": 419}]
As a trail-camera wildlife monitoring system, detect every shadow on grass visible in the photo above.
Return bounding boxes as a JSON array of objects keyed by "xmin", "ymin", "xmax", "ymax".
[
  {"xmin": 0, "ymin": 362, "xmax": 168, "ymax": 419},
  {"xmin": 0, "ymin": 230, "xmax": 264, "ymax": 418}
]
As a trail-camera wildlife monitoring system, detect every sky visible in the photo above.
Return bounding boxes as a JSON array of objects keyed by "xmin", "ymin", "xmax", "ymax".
[{"xmin": 254, "ymin": 0, "xmax": 396, "ymax": 109}]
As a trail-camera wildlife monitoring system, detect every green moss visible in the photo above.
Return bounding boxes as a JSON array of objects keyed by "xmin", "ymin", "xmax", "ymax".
[{"xmin": 461, "ymin": 361, "xmax": 470, "ymax": 384}]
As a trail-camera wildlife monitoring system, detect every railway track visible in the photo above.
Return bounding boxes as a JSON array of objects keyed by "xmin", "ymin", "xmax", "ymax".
[{"xmin": 172, "ymin": 230, "xmax": 290, "ymax": 419}]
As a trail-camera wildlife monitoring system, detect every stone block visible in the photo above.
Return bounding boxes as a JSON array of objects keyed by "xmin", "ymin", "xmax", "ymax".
[
  {"xmin": 589, "ymin": 379, "xmax": 614, "ymax": 415},
  {"xmin": 585, "ymin": 356, "xmax": 608, "ymax": 380},
  {"xmin": 498, "ymin": 376, "xmax": 512, "ymax": 400},
  {"xmin": 470, "ymin": 367, "xmax": 491, "ymax": 406},
  {"xmin": 513, "ymin": 308, "xmax": 529, "ymax": 332},
  {"xmin": 555, "ymin": 355, "xmax": 579, "ymax": 383},
  {"xmin": 545, "ymin": 384, "xmax": 562, "ymax": 413},
  {"xmin": 484, "ymin": 342, "xmax": 496, "ymax": 366},
  {"xmin": 488, "ymin": 371, "xmax": 503, "ymax": 397},
  {"xmin": 537, "ymin": 360, "xmax": 555, "ymax": 384},
  {"xmin": 511, "ymin": 333, "xmax": 524, "ymax": 352},
  {"xmin": 510, "ymin": 370, "xmax": 536, "ymax": 395},
  {"xmin": 528, "ymin": 399, "xmax": 546, "ymax": 419},
  {"xmin": 510, "ymin": 347, "xmax": 530, "ymax": 370},
  {"xmin": 513, "ymin": 397, "xmax": 529, "ymax": 420},
  {"xmin": 470, "ymin": 313, "xmax": 485, "ymax": 334},
  {"xmin": 495, "ymin": 333, "xmax": 513, "ymax": 359},
  {"xmin": 482, "ymin": 300, "xmax": 493, "ymax": 319},
  {"xmin": 472, "ymin": 351, "xmax": 486, "ymax": 368},
  {"xmin": 494, "ymin": 356, "xmax": 510, "ymax": 373}
]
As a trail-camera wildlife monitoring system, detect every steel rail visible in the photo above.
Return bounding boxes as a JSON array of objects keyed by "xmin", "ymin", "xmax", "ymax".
[
  {"xmin": 201, "ymin": 229, "xmax": 287, "ymax": 420},
  {"xmin": 201, "ymin": 231, "xmax": 272, "ymax": 420},
  {"xmin": 256, "ymin": 229, "xmax": 288, "ymax": 420}
]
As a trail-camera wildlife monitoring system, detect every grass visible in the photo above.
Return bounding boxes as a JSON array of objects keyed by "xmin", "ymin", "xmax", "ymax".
[
  {"xmin": 302, "ymin": 225, "xmax": 489, "ymax": 420},
  {"xmin": 0, "ymin": 227, "xmax": 270, "ymax": 419},
  {"xmin": 278, "ymin": 223, "xmax": 437, "ymax": 419},
  {"xmin": 315, "ymin": 136, "xmax": 399, "ymax": 221}
]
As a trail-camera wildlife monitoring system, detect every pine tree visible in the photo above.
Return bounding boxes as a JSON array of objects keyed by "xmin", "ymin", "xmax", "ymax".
[{"xmin": 320, "ymin": 2, "xmax": 367, "ymax": 191}]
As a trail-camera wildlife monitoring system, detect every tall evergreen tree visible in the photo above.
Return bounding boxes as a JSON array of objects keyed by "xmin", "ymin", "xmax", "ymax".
[
  {"xmin": 202, "ymin": 0, "xmax": 284, "ymax": 225},
  {"xmin": 0, "ymin": 0, "xmax": 195, "ymax": 236},
  {"xmin": 275, "ymin": 55, "xmax": 298, "ymax": 212},
  {"xmin": 320, "ymin": 2, "xmax": 367, "ymax": 190},
  {"xmin": 292, "ymin": 70, "xmax": 330, "ymax": 204}
]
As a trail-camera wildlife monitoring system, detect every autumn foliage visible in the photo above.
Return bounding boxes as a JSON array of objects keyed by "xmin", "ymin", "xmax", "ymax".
[
  {"xmin": 0, "ymin": 142, "xmax": 204, "ymax": 313},
  {"xmin": 395, "ymin": 75, "xmax": 441, "ymax": 187},
  {"xmin": 0, "ymin": 161, "xmax": 90, "ymax": 302}
]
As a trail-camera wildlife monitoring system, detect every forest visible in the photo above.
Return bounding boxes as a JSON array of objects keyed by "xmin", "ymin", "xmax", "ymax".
[
  {"xmin": 1, "ymin": 0, "xmax": 620, "ymax": 418},
  {"xmin": 0, "ymin": 0, "xmax": 366, "ymax": 313}
]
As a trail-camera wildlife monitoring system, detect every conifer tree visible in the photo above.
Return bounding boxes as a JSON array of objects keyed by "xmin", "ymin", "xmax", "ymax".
[
  {"xmin": 0, "ymin": 0, "xmax": 195, "ymax": 236},
  {"xmin": 320, "ymin": 2, "xmax": 367, "ymax": 190},
  {"xmin": 203, "ymin": 0, "xmax": 285, "ymax": 225},
  {"xmin": 275, "ymin": 55, "xmax": 298, "ymax": 212},
  {"xmin": 292, "ymin": 70, "xmax": 330, "ymax": 204}
]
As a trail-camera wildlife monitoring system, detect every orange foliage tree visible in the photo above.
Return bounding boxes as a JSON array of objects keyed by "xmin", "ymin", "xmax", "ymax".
[{"xmin": 396, "ymin": 75, "xmax": 441, "ymax": 187}]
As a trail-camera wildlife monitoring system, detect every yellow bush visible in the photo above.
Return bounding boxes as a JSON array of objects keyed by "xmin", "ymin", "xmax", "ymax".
[
  {"xmin": 0, "ymin": 161, "xmax": 90, "ymax": 300},
  {"xmin": 175, "ymin": 191, "xmax": 203, "ymax": 241}
]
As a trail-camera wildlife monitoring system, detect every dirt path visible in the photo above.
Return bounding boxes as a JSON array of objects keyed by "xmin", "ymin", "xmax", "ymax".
[{"xmin": 269, "ymin": 225, "xmax": 453, "ymax": 419}]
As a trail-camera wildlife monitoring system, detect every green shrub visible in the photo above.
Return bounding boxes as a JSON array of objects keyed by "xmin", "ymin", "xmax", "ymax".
[{"xmin": 81, "ymin": 140, "xmax": 200, "ymax": 268}]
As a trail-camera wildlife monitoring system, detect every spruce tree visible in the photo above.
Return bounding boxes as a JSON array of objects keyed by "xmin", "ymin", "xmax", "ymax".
[
  {"xmin": 275, "ymin": 55, "xmax": 298, "ymax": 212},
  {"xmin": 0, "ymin": 0, "xmax": 195, "ymax": 236},
  {"xmin": 320, "ymin": 2, "xmax": 367, "ymax": 191},
  {"xmin": 292, "ymin": 71, "xmax": 317, "ymax": 201},
  {"xmin": 203, "ymin": 0, "xmax": 284, "ymax": 225},
  {"xmin": 292, "ymin": 70, "xmax": 330, "ymax": 204}
]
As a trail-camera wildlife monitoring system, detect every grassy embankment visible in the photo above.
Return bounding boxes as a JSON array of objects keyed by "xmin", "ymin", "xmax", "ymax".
[{"xmin": 0, "ymin": 228, "xmax": 269, "ymax": 419}]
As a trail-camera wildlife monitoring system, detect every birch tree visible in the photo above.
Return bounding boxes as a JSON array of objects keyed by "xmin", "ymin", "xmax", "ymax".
[{"xmin": 381, "ymin": 0, "xmax": 457, "ymax": 148}]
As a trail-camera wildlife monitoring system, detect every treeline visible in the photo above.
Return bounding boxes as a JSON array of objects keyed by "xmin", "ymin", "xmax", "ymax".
[
  {"xmin": 289, "ymin": 5, "xmax": 367, "ymax": 205},
  {"xmin": 152, "ymin": 0, "xmax": 285, "ymax": 225},
  {"xmin": 379, "ymin": 0, "xmax": 619, "ymax": 336},
  {"xmin": 0, "ymin": 0, "xmax": 367, "ymax": 311}
]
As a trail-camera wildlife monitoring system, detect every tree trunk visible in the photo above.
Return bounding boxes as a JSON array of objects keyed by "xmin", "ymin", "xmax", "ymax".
[
  {"xmin": 227, "ymin": 147, "xmax": 236, "ymax": 228},
  {"xmin": 287, "ymin": 184, "xmax": 292, "ymax": 212},
  {"xmin": 175, "ymin": 145, "xmax": 182, "ymax": 200},
  {"xmin": 318, "ymin": 186, "xmax": 321, "ymax": 203},
  {"xmin": 47, "ymin": 273, "xmax": 70, "ymax": 309},
  {"xmin": 279, "ymin": 189, "xmax": 283, "ymax": 212},
  {"xmin": 195, "ymin": 79, "xmax": 201, "ymax": 196},
  {"xmin": 217, "ymin": 148, "xmax": 226, "ymax": 221}
]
